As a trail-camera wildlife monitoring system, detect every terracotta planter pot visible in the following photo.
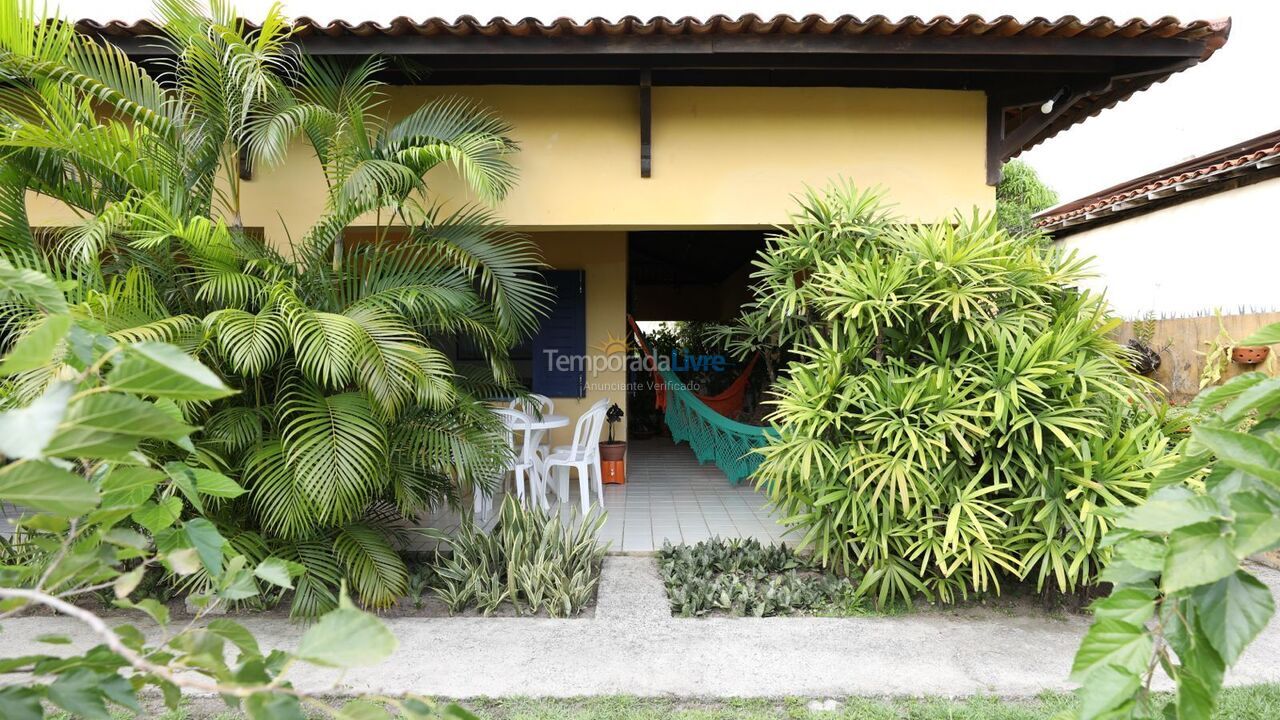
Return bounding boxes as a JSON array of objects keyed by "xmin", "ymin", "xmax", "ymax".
[
  {"xmin": 599, "ymin": 441, "xmax": 627, "ymax": 462},
  {"xmin": 1232, "ymin": 346, "xmax": 1271, "ymax": 365}
]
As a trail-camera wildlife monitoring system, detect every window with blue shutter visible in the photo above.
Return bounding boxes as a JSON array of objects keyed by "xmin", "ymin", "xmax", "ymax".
[{"xmin": 532, "ymin": 269, "xmax": 586, "ymax": 398}]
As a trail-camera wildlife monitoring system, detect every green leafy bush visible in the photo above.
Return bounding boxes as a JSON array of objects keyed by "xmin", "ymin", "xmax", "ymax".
[
  {"xmin": 431, "ymin": 497, "xmax": 607, "ymax": 617},
  {"xmin": 996, "ymin": 158, "xmax": 1059, "ymax": 235},
  {"xmin": 658, "ymin": 538, "xmax": 861, "ymax": 617},
  {"xmin": 1071, "ymin": 322, "xmax": 1280, "ymax": 720},
  {"xmin": 0, "ymin": 264, "xmax": 467, "ymax": 720},
  {"xmin": 0, "ymin": 1, "xmax": 547, "ymax": 615},
  {"xmin": 738, "ymin": 183, "xmax": 1173, "ymax": 606}
]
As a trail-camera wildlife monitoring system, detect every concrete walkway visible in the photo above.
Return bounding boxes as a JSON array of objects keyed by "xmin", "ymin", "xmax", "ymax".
[{"xmin": 7, "ymin": 558, "xmax": 1280, "ymax": 698}]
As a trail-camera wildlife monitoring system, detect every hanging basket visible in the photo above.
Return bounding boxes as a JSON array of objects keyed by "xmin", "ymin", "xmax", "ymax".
[{"xmin": 1232, "ymin": 346, "xmax": 1271, "ymax": 365}]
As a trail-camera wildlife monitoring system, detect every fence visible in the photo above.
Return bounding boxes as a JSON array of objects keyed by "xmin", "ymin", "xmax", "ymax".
[{"xmin": 1114, "ymin": 311, "xmax": 1280, "ymax": 404}]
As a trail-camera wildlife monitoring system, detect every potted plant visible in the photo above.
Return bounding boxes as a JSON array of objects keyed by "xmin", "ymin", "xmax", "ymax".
[
  {"xmin": 599, "ymin": 403, "xmax": 626, "ymax": 461},
  {"xmin": 1126, "ymin": 312, "xmax": 1162, "ymax": 376}
]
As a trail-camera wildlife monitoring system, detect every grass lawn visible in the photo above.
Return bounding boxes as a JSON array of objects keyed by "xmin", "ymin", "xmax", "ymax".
[
  {"xmin": 69, "ymin": 684, "xmax": 1280, "ymax": 719},
  {"xmin": 468, "ymin": 685, "xmax": 1280, "ymax": 719}
]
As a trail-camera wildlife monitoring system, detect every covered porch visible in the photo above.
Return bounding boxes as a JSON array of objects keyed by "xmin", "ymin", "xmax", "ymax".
[{"xmin": 409, "ymin": 437, "xmax": 789, "ymax": 553}]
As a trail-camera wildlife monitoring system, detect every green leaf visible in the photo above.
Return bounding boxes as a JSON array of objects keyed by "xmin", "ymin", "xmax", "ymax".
[
  {"xmin": 295, "ymin": 607, "xmax": 397, "ymax": 668},
  {"xmin": 103, "ymin": 527, "xmax": 149, "ymax": 549},
  {"xmin": 0, "ymin": 460, "xmax": 100, "ymax": 515},
  {"xmin": 1116, "ymin": 486, "xmax": 1221, "ymax": 534},
  {"xmin": 115, "ymin": 597, "xmax": 169, "ymax": 626},
  {"xmin": 1114, "ymin": 538, "xmax": 1167, "ymax": 573},
  {"xmin": 0, "ymin": 313, "xmax": 71, "ymax": 376},
  {"xmin": 101, "ymin": 466, "xmax": 164, "ymax": 508},
  {"xmin": 0, "ymin": 259, "xmax": 67, "ymax": 314},
  {"xmin": 1070, "ymin": 618, "xmax": 1153, "ymax": 682},
  {"xmin": 48, "ymin": 668, "xmax": 109, "ymax": 720},
  {"xmin": 0, "ymin": 381, "xmax": 72, "ymax": 459},
  {"xmin": 1176, "ymin": 632, "xmax": 1225, "ymax": 719},
  {"xmin": 1231, "ymin": 492, "xmax": 1280, "ymax": 557},
  {"xmin": 1240, "ymin": 322, "xmax": 1280, "ymax": 346},
  {"xmin": 1194, "ymin": 426, "xmax": 1280, "ymax": 486},
  {"xmin": 0, "ymin": 686, "xmax": 43, "ymax": 720},
  {"xmin": 163, "ymin": 547, "xmax": 201, "ymax": 575},
  {"xmin": 131, "ymin": 496, "xmax": 182, "ymax": 533},
  {"xmin": 106, "ymin": 341, "xmax": 234, "ymax": 401},
  {"xmin": 1193, "ymin": 570, "xmax": 1275, "ymax": 665},
  {"xmin": 114, "ymin": 566, "xmax": 146, "ymax": 599},
  {"xmin": 245, "ymin": 692, "xmax": 305, "ymax": 720},
  {"xmin": 1077, "ymin": 663, "xmax": 1142, "ymax": 720},
  {"xmin": 1090, "ymin": 587, "xmax": 1156, "ymax": 626},
  {"xmin": 97, "ymin": 675, "xmax": 140, "ymax": 713},
  {"xmin": 254, "ymin": 557, "xmax": 303, "ymax": 590},
  {"xmin": 1221, "ymin": 376, "xmax": 1280, "ymax": 424},
  {"xmin": 35, "ymin": 634, "xmax": 71, "ymax": 644},
  {"xmin": 206, "ymin": 619, "xmax": 262, "ymax": 660},
  {"xmin": 217, "ymin": 567, "xmax": 260, "ymax": 601},
  {"xmin": 164, "ymin": 462, "xmax": 244, "ymax": 499},
  {"xmin": 45, "ymin": 394, "xmax": 194, "ymax": 461},
  {"xmin": 1163, "ymin": 522, "xmax": 1239, "ymax": 593},
  {"xmin": 184, "ymin": 518, "xmax": 226, "ymax": 578}
]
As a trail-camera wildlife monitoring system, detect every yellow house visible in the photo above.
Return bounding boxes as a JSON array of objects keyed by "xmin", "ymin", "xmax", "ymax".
[{"xmin": 50, "ymin": 12, "xmax": 1229, "ymax": 450}]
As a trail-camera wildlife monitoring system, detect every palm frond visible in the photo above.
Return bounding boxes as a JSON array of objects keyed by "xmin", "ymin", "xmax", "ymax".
[
  {"xmin": 381, "ymin": 95, "xmax": 517, "ymax": 203},
  {"xmin": 205, "ymin": 305, "xmax": 287, "ymax": 376},
  {"xmin": 333, "ymin": 522, "xmax": 409, "ymax": 609},
  {"xmin": 278, "ymin": 378, "xmax": 389, "ymax": 527}
]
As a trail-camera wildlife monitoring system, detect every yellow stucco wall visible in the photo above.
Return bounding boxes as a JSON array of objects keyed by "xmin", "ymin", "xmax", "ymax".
[
  {"xmin": 530, "ymin": 231, "xmax": 628, "ymax": 446},
  {"xmin": 19, "ymin": 85, "xmax": 992, "ymax": 239},
  {"xmin": 27, "ymin": 85, "xmax": 993, "ymax": 237},
  {"xmin": 418, "ymin": 86, "xmax": 993, "ymax": 230}
]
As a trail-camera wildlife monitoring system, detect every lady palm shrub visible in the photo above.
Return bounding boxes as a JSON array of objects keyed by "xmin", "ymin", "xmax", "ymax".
[
  {"xmin": 743, "ymin": 183, "xmax": 1173, "ymax": 606},
  {"xmin": 0, "ymin": 1, "xmax": 547, "ymax": 615}
]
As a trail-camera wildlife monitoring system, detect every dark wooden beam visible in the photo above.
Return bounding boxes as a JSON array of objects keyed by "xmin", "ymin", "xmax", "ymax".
[
  {"xmin": 998, "ymin": 85, "xmax": 1103, "ymax": 160},
  {"xmin": 986, "ymin": 94, "xmax": 1005, "ymax": 186},
  {"xmin": 639, "ymin": 69, "xmax": 652, "ymax": 178}
]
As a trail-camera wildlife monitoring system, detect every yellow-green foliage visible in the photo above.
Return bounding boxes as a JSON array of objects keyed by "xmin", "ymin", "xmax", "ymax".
[{"xmin": 749, "ymin": 182, "xmax": 1174, "ymax": 606}]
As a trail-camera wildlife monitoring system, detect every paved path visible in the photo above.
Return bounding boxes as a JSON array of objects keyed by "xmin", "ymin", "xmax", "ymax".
[{"xmin": 7, "ymin": 558, "xmax": 1280, "ymax": 698}]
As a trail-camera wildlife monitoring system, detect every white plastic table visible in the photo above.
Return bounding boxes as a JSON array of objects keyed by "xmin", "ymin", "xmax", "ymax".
[{"xmin": 493, "ymin": 412, "xmax": 570, "ymax": 510}]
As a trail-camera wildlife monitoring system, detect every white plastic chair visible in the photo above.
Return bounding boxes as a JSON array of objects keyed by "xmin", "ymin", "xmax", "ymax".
[
  {"xmin": 474, "ymin": 409, "xmax": 543, "ymax": 518},
  {"xmin": 509, "ymin": 393, "xmax": 554, "ymax": 418},
  {"xmin": 540, "ymin": 398, "xmax": 609, "ymax": 515},
  {"xmin": 509, "ymin": 394, "xmax": 554, "ymax": 458}
]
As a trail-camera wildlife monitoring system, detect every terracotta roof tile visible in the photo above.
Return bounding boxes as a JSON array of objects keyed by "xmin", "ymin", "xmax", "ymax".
[
  {"xmin": 1037, "ymin": 130, "xmax": 1280, "ymax": 233},
  {"xmin": 73, "ymin": 13, "xmax": 1231, "ymax": 45}
]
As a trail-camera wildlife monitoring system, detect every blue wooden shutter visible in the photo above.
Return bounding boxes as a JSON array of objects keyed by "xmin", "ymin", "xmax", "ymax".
[{"xmin": 533, "ymin": 270, "xmax": 586, "ymax": 398}]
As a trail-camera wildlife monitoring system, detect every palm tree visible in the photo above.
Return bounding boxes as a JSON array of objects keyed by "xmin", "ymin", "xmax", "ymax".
[{"xmin": 0, "ymin": 0, "xmax": 549, "ymax": 614}]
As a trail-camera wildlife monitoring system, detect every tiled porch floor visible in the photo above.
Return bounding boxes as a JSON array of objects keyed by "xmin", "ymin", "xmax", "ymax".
[
  {"xmin": 592, "ymin": 438, "xmax": 791, "ymax": 552},
  {"xmin": 408, "ymin": 437, "xmax": 791, "ymax": 553}
]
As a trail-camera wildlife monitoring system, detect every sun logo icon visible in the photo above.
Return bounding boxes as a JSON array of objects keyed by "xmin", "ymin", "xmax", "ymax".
[{"xmin": 592, "ymin": 330, "xmax": 631, "ymax": 356}]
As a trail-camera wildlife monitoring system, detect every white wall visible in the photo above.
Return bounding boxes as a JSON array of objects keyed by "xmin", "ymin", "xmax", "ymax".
[{"xmin": 1060, "ymin": 176, "xmax": 1280, "ymax": 319}]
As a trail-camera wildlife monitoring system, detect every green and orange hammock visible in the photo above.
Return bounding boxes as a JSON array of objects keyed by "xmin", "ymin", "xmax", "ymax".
[{"xmin": 627, "ymin": 316, "xmax": 776, "ymax": 484}]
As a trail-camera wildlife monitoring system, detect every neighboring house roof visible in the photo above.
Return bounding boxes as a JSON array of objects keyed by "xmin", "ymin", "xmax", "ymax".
[
  {"xmin": 1036, "ymin": 129, "xmax": 1280, "ymax": 236},
  {"xmin": 75, "ymin": 13, "xmax": 1231, "ymax": 162}
]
